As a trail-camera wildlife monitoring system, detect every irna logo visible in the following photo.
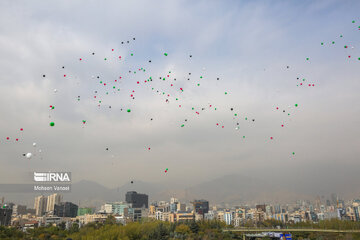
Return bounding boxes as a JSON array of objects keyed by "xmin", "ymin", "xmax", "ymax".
[{"xmin": 34, "ymin": 172, "xmax": 71, "ymax": 182}]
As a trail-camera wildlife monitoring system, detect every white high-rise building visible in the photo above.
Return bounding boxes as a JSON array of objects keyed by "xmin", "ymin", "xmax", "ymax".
[
  {"xmin": 47, "ymin": 193, "xmax": 62, "ymax": 213},
  {"xmin": 34, "ymin": 195, "xmax": 47, "ymax": 216},
  {"xmin": 170, "ymin": 197, "xmax": 178, "ymax": 204}
]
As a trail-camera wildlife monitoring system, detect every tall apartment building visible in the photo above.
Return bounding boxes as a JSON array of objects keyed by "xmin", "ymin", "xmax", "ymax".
[
  {"xmin": 0, "ymin": 207, "xmax": 12, "ymax": 226},
  {"xmin": 192, "ymin": 200, "xmax": 209, "ymax": 216},
  {"xmin": 125, "ymin": 191, "xmax": 148, "ymax": 208},
  {"xmin": 54, "ymin": 202, "xmax": 78, "ymax": 218},
  {"xmin": 46, "ymin": 193, "xmax": 62, "ymax": 213},
  {"xmin": 34, "ymin": 195, "xmax": 48, "ymax": 216}
]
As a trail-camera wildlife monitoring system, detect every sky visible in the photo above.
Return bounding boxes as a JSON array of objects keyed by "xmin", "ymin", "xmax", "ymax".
[{"xmin": 0, "ymin": 0, "xmax": 360, "ymax": 199}]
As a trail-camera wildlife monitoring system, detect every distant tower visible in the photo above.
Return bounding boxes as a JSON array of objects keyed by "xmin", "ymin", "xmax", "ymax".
[
  {"xmin": 47, "ymin": 194, "xmax": 62, "ymax": 213},
  {"xmin": 34, "ymin": 195, "xmax": 47, "ymax": 216}
]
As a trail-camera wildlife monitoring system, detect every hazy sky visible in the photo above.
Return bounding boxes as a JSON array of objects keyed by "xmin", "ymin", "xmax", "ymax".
[{"xmin": 0, "ymin": 0, "xmax": 360, "ymax": 196}]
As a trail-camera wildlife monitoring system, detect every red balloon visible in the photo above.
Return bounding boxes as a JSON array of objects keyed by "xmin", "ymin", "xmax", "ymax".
[{"xmin": 20, "ymin": 128, "xmax": 23, "ymax": 131}]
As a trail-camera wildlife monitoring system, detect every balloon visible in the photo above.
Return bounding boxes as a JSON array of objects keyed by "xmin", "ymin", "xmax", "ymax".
[
  {"xmin": 127, "ymin": 109, "xmax": 131, "ymax": 113},
  {"xmin": 26, "ymin": 153, "xmax": 32, "ymax": 159},
  {"xmin": 295, "ymin": 104, "xmax": 298, "ymax": 107},
  {"xmin": 54, "ymin": 89, "xmax": 57, "ymax": 93},
  {"xmin": 50, "ymin": 122, "xmax": 55, "ymax": 127},
  {"xmin": 164, "ymin": 53, "xmax": 168, "ymax": 56},
  {"xmin": 33, "ymin": 143, "xmax": 37, "ymax": 147}
]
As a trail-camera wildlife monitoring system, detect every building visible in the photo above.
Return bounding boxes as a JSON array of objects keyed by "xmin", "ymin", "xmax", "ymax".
[
  {"xmin": 77, "ymin": 207, "xmax": 95, "ymax": 216},
  {"xmin": 192, "ymin": 200, "xmax": 209, "ymax": 215},
  {"xmin": 112, "ymin": 202, "xmax": 130, "ymax": 215},
  {"xmin": 172, "ymin": 212, "xmax": 194, "ymax": 222},
  {"xmin": 54, "ymin": 202, "xmax": 78, "ymax": 218},
  {"xmin": 125, "ymin": 191, "xmax": 148, "ymax": 208},
  {"xmin": 0, "ymin": 207, "xmax": 12, "ymax": 226},
  {"xmin": 12, "ymin": 205, "xmax": 27, "ymax": 215},
  {"xmin": 46, "ymin": 194, "xmax": 62, "ymax": 213},
  {"xmin": 177, "ymin": 203, "xmax": 186, "ymax": 212},
  {"xmin": 101, "ymin": 203, "xmax": 113, "ymax": 214},
  {"xmin": 170, "ymin": 197, "xmax": 178, "ymax": 204},
  {"xmin": 224, "ymin": 210, "xmax": 234, "ymax": 225},
  {"xmin": 34, "ymin": 195, "xmax": 48, "ymax": 216}
]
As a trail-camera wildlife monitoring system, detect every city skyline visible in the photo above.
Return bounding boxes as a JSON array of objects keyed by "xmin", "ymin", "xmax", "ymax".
[{"xmin": 0, "ymin": 0, "xmax": 360, "ymax": 213}]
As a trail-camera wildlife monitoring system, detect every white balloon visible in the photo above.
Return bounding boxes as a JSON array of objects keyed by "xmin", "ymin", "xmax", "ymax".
[
  {"xmin": 33, "ymin": 143, "xmax": 37, "ymax": 147},
  {"xmin": 38, "ymin": 149, "xmax": 42, "ymax": 153},
  {"xmin": 26, "ymin": 153, "xmax": 32, "ymax": 159},
  {"xmin": 54, "ymin": 89, "xmax": 58, "ymax": 93}
]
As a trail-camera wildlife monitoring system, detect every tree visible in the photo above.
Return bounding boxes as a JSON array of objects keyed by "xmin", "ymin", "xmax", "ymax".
[
  {"xmin": 68, "ymin": 223, "xmax": 79, "ymax": 234},
  {"xmin": 175, "ymin": 224, "xmax": 191, "ymax": 239},
  {"xmin": 105, "ymin": 215, "xmax": 116, "ymax": 225},
  {"xmin": 189, "ymin": 221, "xmax": 200, "ymax": 234}
]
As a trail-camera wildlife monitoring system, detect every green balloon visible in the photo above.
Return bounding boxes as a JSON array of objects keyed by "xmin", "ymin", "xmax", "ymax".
[
  {"xmin": 50, "ymin": 122, "xmax": 55, "ymax": 127},
  {"xmin": 292, "ymin": 152, "xmax": 295, "ymax": 155},
  {"xmin": 295, "ymin": 104, "xmax": 298, "ymax": 107},
  {"xmin": 181, "ymin": 124, "xmax": 184, "ymax": 127},
  {"xmin": 127, "ymin": 109, "xmax": 131, "ymax": 113},
  {"xmin": 225, "ymin": 92, "xmax": 228, "ymax": 95},
  {"xmin": 164, "ymin": 53, "xmax": 168, "ymax": 56}
]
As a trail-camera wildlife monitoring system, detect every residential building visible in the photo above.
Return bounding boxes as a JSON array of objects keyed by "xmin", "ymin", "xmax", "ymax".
[
  {"xmin": 46, "ymin": 194, "xmax": 62, "ymax": 213},
  {"xmin": 34, "ymin": 195, "xmax": 48, "ymax": 216}
]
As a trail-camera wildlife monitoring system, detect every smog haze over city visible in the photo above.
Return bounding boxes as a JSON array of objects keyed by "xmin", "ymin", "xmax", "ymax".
[{"xmin": 1, "ymin": 0, "xmax": 360, "ymax": 207}]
